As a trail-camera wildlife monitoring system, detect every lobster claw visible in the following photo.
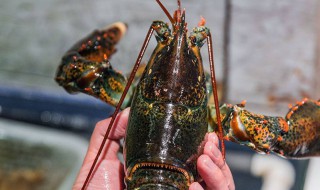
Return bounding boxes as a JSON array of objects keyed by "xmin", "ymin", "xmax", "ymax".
[
  {"xmin": 55, "ymin": 22, "xmax": 133, "ymax": 107},
  {"xmin": 274, "ymin": 99, "xmax": 320, "ymax": 158},
  {"xmin": 208, "ymin": 99, "xmax": 320, "ymax": 158}
]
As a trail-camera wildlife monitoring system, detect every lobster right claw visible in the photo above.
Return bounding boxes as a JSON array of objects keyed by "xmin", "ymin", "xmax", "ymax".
[
  {"xmin": 55, "ymin": 22, "xmax": 133, "ymax": 107},
  {"xmin": 276, "ymin": 99, "xmax": 320, "ymax": 158},
  {"xmin": 208, "ymin": 99, "xmax": 320, "ymax": 158}
]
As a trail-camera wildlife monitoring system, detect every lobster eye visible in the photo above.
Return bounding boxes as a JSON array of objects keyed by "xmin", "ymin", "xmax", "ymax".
[{"xmin": 189, "ymin": 36, "xmax": 196, "ymax": 45}]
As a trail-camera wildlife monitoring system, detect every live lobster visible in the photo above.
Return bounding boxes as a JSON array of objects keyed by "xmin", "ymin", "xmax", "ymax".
[{"xmin": 55, "ymin": 0, "xmax": 320, "ymax": 189}]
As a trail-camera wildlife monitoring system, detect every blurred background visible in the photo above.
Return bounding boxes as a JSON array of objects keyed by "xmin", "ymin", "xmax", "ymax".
[{"xmin": 0, "ymin": 0, "xmax": 319, "ymax": 189}]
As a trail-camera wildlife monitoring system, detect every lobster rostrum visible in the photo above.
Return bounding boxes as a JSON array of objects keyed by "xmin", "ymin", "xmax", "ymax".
[{"xmin": 55, "ymin": 0, "xmax": 320, "ymax": 189}]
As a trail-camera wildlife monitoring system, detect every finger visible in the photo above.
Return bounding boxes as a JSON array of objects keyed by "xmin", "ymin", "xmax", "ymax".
[
  {"xmin": 94, "ymin": 107, "xmax": 130, "ymax": 140},
  {"xmin": 74, "ymin": 109, "xmax": 129, "ymax": 188},
  {"xmin": 206, "ymin": 132, "xmax": 219, "ymax": 147},
  {"xmin": 81, "ymin": 108, "xmax": 130, "ymax": 165},
  {"xmin": 85, "ymin": 107, "xmax": 129, "ymax": 152},
  {"xmin": 201, "ymin": 133, "xmax": 219, "ymax": 154},
  {"xmin": 221, "ymin": 163, "xmax": 235, "ymax": 190},
  {"xmin": 197, "ymin": 155, "xmax": 229, "ymax": 190},
  {"xmin": 203, "ymin": 141, "xmax": 235, "ymax": 190},
  {"xmin": 189, "ymin": 182, "xmax": 204, "ymax": 190},
  {"xmin": 203, "ymin": 141, "xmax": 224, "ymax": 168},
  {"xmin": 73, "ymin": 160, "xmax": 125, "ymax": 190}
]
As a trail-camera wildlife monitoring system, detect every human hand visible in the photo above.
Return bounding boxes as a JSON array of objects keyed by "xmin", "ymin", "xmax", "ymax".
[
  {"xmin": 189, "ymin": 133, "xmax": 235, "ymax": 190},
  {"xmin": 73, "ymin": 108, "xmax": 235, "ymax": 190},
  {"xmin": 73, "ymin": 108, "xmax": 130, "ymax": 189}
]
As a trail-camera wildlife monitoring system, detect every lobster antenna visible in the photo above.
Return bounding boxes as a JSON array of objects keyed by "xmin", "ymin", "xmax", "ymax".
[
  {"xmin": 207, "ymin": 33, "xmax": 226, "ymax": 159},
  {"xmin": 81, "ymin": 26, "xmax": 155, "ymax": 190},
  {"xmin": 156, "ymin": 0, "xmax": 174, "ymax": 24}
]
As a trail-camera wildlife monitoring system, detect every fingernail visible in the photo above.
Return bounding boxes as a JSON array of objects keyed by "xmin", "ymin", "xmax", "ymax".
[{"xmin": 208, "ymin": 133, "xmax": 218, "ymax": 143}]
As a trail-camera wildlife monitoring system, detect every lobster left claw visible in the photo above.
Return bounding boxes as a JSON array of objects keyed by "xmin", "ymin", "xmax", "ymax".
[
  {"xmin": 55, "ymin": 22, "xmax": 132, "ymax": 108},
  {"xmin": 208, "ymin": 99, "xmax": 320, "ymax": 158}
]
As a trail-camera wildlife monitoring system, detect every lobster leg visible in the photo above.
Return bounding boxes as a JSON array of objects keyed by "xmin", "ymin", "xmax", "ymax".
[{"xmin": 208, "ymin": 99, "xmax": 320, "ymax": 158}]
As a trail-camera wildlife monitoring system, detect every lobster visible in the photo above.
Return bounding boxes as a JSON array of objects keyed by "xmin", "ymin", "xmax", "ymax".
[{"xmin": 55, "ymin": 0, "xmax": 320, "ymax": 189}]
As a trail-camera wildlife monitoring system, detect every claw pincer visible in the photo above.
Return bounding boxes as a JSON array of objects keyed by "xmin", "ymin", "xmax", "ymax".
[{"xmin": 55, "ymin": 22, "xmax": 131, "ymax": 107}]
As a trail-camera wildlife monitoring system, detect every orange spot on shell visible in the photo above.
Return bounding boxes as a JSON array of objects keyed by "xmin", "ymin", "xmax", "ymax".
[
  {"xmin": 279, "ymin": 119, "xmax": 289, "ymax": 132},
  {"xmin": 240, "ymin": 100, "xmax": 247, "ymax": 106},
  {"xmin": 287, "ymin": 111, "xmax": 294, "ymax": 119},
  {"xmin": 291, "ymin": 106, "xmax": 299, "ymax": 112},
  {"xmin": 79, "ymin": 43, "xmax": 86, "ymax": 51},
  {"xmin": 297, "ymin": 98, "xmax": 307, "ymax": 106},
  {"xmin": 69, "ymin": 63, "xmax": 76, "ymax": 69},
  {"xmin": 262, "ymin": 144, "xmax": 270, "ymax": 150},
  {"xmin": 84, "ymin": 88, "xmax": 93, "ymax": 93},
  {"xmin": 255, "ymin": 127, "xmax": 261, "ymax": 132},
  {"xmin": 277, "ymin": 136, "xmax": 283, "ymax": 142},
  {"xmin": 260, "ymin": 120, "xmax": 268, "ymax": 124},
  {"xmin": 198, "ymin": 16, "xmax": 206, "ymax": 26}
]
